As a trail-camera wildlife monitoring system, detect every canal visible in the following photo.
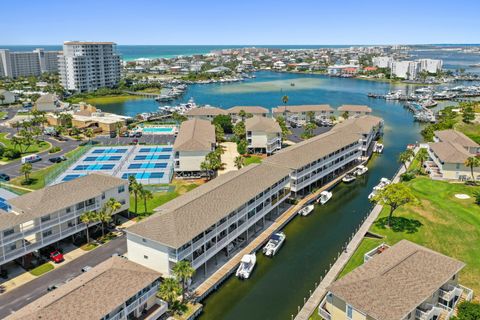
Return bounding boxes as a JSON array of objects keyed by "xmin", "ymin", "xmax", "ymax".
[{"xmin": 98, "ymin": 71, "xmax": 424, "ymax": 319}]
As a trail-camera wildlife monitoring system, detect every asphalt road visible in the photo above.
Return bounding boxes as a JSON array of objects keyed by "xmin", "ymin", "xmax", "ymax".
[{"xmin": 0, "ymin": 235, "xmax": 127, "ymax": 318}]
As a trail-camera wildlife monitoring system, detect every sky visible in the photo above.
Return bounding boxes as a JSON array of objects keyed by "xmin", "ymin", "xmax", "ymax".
[{"xmin": 1, "ymin": 0, "xmax": 479, "ymax": 45}]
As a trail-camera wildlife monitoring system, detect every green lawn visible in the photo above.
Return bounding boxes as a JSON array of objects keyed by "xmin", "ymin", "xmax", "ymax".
[
  {"xmin": 0, "ymin": 111, "xmax": 6, "ymax": 118},
  {"xmin": 339, "ymin": 177, "xmax": 480, "ymax": 296},
  {"xmin": 29, "ymin": 262, "xmax": 54, "ymax": 276},
  {"xmin": 455, "ymin": 121, "xmax": 480, "ymax": 144},
  {"xmin": 244, "ymin": 155, "xmax": 263, "ymax": 166},
  {"xmin": 130, "ymin": 180, "xmax": 199, "ymax": 217},
  {"xmin": 80, "ymin": 243, "xmax": 98, "ymax": 251},
  {"xmin": 0, "ymin": 132, "xmax": 51, "ymax": 161},
  {"xmin": 83, "ymin": 95, "xmax": 143, "ymax": 105}
]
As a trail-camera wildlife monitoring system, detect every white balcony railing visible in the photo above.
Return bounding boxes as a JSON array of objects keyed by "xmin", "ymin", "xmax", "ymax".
[
  {"xmin": 318, "ymin": 295, "xmax": 332, "ymax": 320},
  {"xmin": 415, "ymin": 304, "xmax": 441, "ymax": 320}
]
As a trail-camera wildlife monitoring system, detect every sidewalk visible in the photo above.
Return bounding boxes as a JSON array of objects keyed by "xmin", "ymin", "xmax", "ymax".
[{"xmin": 218, "ymin": 142, "xmax": 239, "ymax": 175}]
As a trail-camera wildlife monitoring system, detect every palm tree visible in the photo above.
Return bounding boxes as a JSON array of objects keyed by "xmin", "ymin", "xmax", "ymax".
[
  {"xmin": 416, "ymin": 148, "xmax": 429, "ymax": 173},
  {"xmin": 20, "ymin": 163, "xmax": 32, "ymax": 183},
  {"xmin": 140, "ymin": 189, "xmax": 153, "ymax": 215},
  {"xmin": 85, "ymin": 128, "xmax": 94, "ymax": 143},
  {"xmin": 96, "ymin": 209, "xmax": 111, "ymax": 238},
  {"xmin": 398, "ymin": 149, "xmax": 415, "ymax": 171},
  {"xmin": 158, "ymin": 277, "xmax": 182, "ymax": 310},
  {"xmin": 464, "ymin": 156, "xmax": 480, "ymax": 183},
  {"xmin": 234, "ymin": 155, "xmax": 245, "ymax": 170},
  {"xmin": 281, "ymin": 95, "xmax": 289, "ymax": 117},
  {"xmin": 172, "ymin": 260, "xmax": 195, "ymax": 302},
  {"xmin": 238, "ymin": 109, "xmax": 247, "ymax": 122},
  {"xmin": 10, "ymin": 136, "xmax": 22, "ymax": 151},
  {"xmin": 80, "ymin": 210, "xmax": 96, "ymax": 243},
  {"xmin": 129, "ymin": 179, "xmax": 143, "ymax": 214}
]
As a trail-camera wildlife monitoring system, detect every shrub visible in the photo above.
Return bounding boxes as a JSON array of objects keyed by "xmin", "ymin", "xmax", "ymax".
[
  {"xmin": 400, "ymin": 171, "xmax": 416, "ymax": 182},
  {"xmin": 452, "ymin": 301, "xmax": 480, "ymax": 320},
  {"xmin": 49, "ymin": 146, "xmax": 61, "ymax": 153},
  {"xmin": 29, "ymin": 262, "xmax": 54, "ymax": 276},
  {"xmin": 3, "ymin": 148, "xmax": 21, "ymax": 160}
]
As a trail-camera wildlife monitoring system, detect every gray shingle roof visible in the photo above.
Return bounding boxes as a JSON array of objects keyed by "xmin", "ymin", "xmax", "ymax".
[
  {"xmin": 173, "ymin": 119, "xmax": 215, "ymax": 152},
  {"xmin": 428, "ymin": 141, "xmax": 472, "ymax": 163},
  {"xmin": 3, "ymin": 174, "xmax": 126, "ymax": 231},
  {"xmin": 127, "ymin": 163, "xmax": 291, "ymax": 248},
  {"xmin": 245, "ymin": 116, "xmax": 281, "ymax": 133},
  {"xmin": 7, "ymin": 257, "xmax": 161, "ymax": 320},
  {"xmin": 185, "ymin": 107, "xmax": 227, "ymax": 117},
  {"xmin": 332, "ymin": 115, "xmax": 383, "ymax": 135},
  {"xmin": 327, "ymin": 240, "xmax": 465, "ymax": 320},
  {"xmin": 434, "ymin": 129, "xmax": 479, "ymax": 148},
  {"xmin": 272, "ymin": 105, "xmax": 333, "ymax": 114},
  {"xmin": 337, "ymin": 105, "xmax": 372, "ymax": 113},
  {"xmin": 228, "ymin": 106, "xmax": 269, "ymax": 114}
]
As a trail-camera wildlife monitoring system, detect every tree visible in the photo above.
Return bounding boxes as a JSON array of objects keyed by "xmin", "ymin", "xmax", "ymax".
[
  {"xmin": 452, "ymin": 301, "xmax": 480, "ymax": 320},
  {"xmin": 281, "ymin": 95, "xmax": 289, "ymax": 117},
  {"xmin": 129, "ymin": 179, "xmax": 143, "ymax": 214},
  {"xmin": 212, "ymin": 114, "xmax": 233, "ymax": 134},
  {"xmin": 233, "ymin": 121, "xmax": 246, "ymax": 141},
  {"xmin": 96, "ymin": 209, "xmax": 111, "ymax": 238},
  {"xmin": 275, "ymin": 116, "xmax": 290, "ymax": 139},
  {"xmin": 99, "ymin": 197, "xmax": 121, "ymax": 234},
  {"xmin": 10, "ymin": 136, "xmax": 22, "ymax": 151},
  {"xmin": 234, "ymin": 155, "xmax": 245, "ymax": 169},
  {"xmin": 172, "ymin": 260, "xmax": 195, "ymax": 302},
  {"xmin": 238, "ymin": 109, "xmax": 247, "ymax": 122},
  {"xmin": 214, "ymin": 124, "xmax": 224, "ymax": 142},
  {"xmin": 80, "ymin": 210, "xmax": 96, "ymax": 243},
  {"xmin": 0, "ymin": 94, "xmax": 4, "ymax": 104},
  {"xmin": 302, "ymin": 122, "xmax": 317, "ymax": 139},
  {"xmin": 462, "ymin": 106, "xmax": 475, "ymax": 124},
  {"xmin": 464, "ymin": 156, "xmax": 480, "ymax": 183},
  {"xmin": 306, "ymin": 111, "xmax": 315, "ymax": 123},
  {"xmin": 20, "ymin": 163, "xmax": 32, "ymax": 183},
  {"xmin": 473, "ymin": 191, "xmax": 480, "ymax": 205},
  {"xmin": 237, "ymin": 139, "xmax": 247, "ymax": 155},
  {"xmin": 140, "ymin": 189, "xmax": 153, "ymax": 215},
  {"xmin": 85, "ymin": 128, "xmax": 94, "ymax": 143},
  {"xmin": 371, "ymin": 183, "xmax": 418, "ymax": 227},
  {"xmin": 398, "ymin": 149, "xmax": 415, "ymax": 171},
  {"xmin": 59, "ymin": 113, "xmax": 73, "ymax": 128},
  {"xmin": 158, "ymin": 277, "xmax": 182, "ymax": 310},
  {"xmin": 172, "ymin": 112, "xmax": 187, "ymax": 123},
  {"xmin": 342, "ymin": 111, "xmax": 349, "ymax": 120}
]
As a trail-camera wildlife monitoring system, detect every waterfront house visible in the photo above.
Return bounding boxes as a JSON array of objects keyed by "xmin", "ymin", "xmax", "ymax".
[
  {"xmin": 184, "ymin": 106, "xmax": 227, "ymax": 121},
  {"xmin": 337, "ymin": 105, "xmax": 372, "ymax": 118},
  {"xmin": 126, "ymin": 163, "xmax": 292, "ymax": 278},
  {"xmin": 0, "ymin": 89, "xmax": 16, "ymax": 105},
  {"xmin": 426, "ymin": 129, "xmax": 480, "ymax": 181},
  {"xmin": 272, "ymin": 104, "xmax": 335, "ymax": 124},
  {"xmin": 7, "ymin": 256, "xmax": 167, "ymax": 320},
  {"xmin": 0, "ymin": 174, "xmax": 129, "ymax": 270},
  {"xmin": 228, "ymin": 106, "xmax": 269, "ymax": 123},
  {"xmin": 173, "ymin": 119, "xmax": 216, "ymax": 178},
  {"xmin": 319, "ymin": 240, "xmax": 473, "ymax": 320},
  {"xmin": 245, "ymin": 116, "xmax": 282, "ymax": 154}
]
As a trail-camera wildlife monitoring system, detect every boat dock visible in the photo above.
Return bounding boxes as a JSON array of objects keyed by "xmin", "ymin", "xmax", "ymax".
[{"xmin": 195, "ymin": 172, "xmax": 348, "ymax": 301}]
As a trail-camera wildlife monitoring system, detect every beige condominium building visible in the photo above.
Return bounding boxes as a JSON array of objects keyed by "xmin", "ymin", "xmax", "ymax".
[
  {"xmin": 0, "ymin": 174, "xmax": 129, "ymax": 269},
  {"xmin": 245, "ymin": 116, "xmax": 282, "ymax": 154},
  {"xmin": 185, "ymin": 106, "xmax": 227, "ymax": 121},
  {"xmin": 7, "ymin": 256, "xmax": 167, "ymax": 320},
  {"xmin": 426, "ymin": 129, "xmax": 480, "ymax": 181},
  {"xmin": 228, "ymin": 106, "xmax": 269, "ymax": 123},
  {"xmin": 173, "ymin": 118, "xmax": 216, "ymax": 178},
  {"xmin": 337, "ymin": 105, "xmax": 373, "ymax": 118},
  {"xmin": 319, "ymin": 240, "xmax": 473, "ymax": 320},
  {"xmin": 59, "ymin": 41, "xmax": 122, "ymax": 92},
  {"xmin": 272, "ymin": 104, "xmax": 335, "ymax": 124},
  {"xmin": 127, "ymin": 115, "xmax": 383, "ymax": 280}
]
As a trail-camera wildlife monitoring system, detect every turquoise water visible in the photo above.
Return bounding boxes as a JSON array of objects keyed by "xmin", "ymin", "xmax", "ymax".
[{"xmin": 141, "ymin": 127, "xmax": 175, "ymax": 133}]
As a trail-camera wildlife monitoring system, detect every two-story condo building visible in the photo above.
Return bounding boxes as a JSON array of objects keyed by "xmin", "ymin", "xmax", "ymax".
[
  {"xmin": 185, "ymin": 107, "xmax": 227, "ymax": 121},
  {"xmin": 126, "ymin": 163, "xmax": 291, "ymax": 278},
  {"xmin": 246, "ymin": 116, "xmax": 282, "ymax": 154},
  {"xmin": 272, "ymin": 105, "xmax": 335, "ymax": 124},
  {"xmin": 337, "ymin": 105, "xmax": 372, "ymax": 118},
  {"xmin": 319, "ymin": 240, "xmax": 473, "ymax": 320},
  {"xmin": 426, "ymin": 129, "xmax": 480, "ymax": 181},
  {"xmin": 0, "ymin": 174, "xmax": 129, "ymax": 268},
  {"xmin": 173, "ymin": 119, "xmax": 216, "ymax": 178},
  {"xmin": 228, "ymin": 106, "xmax": 269, "ymax": 123},
  {"xmin": 8, "ymin": 256, "xmax": 167, "ymax": 320}
]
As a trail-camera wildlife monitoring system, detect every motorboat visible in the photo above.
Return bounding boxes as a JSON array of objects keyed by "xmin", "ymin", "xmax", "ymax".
[
  {"xmin": 317, "ymin": 191, "xmax": 332, "ymax": 205},
  {"xmin": 373, "ymin": 143, "xmax": 384, "ymax": 153},
  {"xmin": 354, "ymin": 165, "xmax": 368, "ymax": 176},
  {"xmin": 368, "ymin": 177, "xmax": 392, "ymax": 199},
  {"xmin": 236, "ymin": 254, "xmax": 256, "ymax": 279},
  {"xmin": 298, "ymin": 204, "xmax": 314, "ymax": 216},
  {"xmin": 262, "ymin": 232, "xmax": 286, "ymax": 257},
  {"xmin": 342, "ymin": 174, "xmax": 357, "ymax": 183}
]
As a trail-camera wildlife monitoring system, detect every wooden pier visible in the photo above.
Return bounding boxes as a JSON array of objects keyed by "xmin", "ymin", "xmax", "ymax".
[{"xmin": 195, "ymin": 173, "xmax": 348, "ymax": 301}]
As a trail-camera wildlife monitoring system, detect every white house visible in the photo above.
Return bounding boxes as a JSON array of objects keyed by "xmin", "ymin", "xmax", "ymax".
[{"xmin": 246, "ymin": 116, "xmax": 282, "ymax": 154}]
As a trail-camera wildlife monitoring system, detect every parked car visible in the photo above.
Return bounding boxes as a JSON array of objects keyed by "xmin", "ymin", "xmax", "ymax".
[
  {"xmin": 47, "ymin": 283, "xmax": 63, "ymax": 291},
  {"xmin": 120, "ymin": 132, "xmax": 129, "ymax": 137},
  {"xmin": 81, "ymin": 266, "xmax": 92, "ymax": 273},
  {"xmin": 21, "ymin": 154, "xmax": 41, "ymax": 164},
  {"xmin": 132, "ymin": 132, "xmax": 142, "ymax": 138},
  {"xmin": 49, "ymin": 156, "xmax": 66, "ymax": 163},
  {"xmin": 0, "ymin": 173, "xmax": 10, "ymax": 181},
  {"xmin": 50, "ymin": 250, "xmax": 64, "ymax": 263}
]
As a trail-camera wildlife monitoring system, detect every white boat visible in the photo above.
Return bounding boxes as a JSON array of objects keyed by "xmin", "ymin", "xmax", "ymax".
[
  {"xmin": 298, "ymin": 204, "xmax": 314, "ymax": 216},
  {"xmin": 342, "ymin": 174, "xmax": 356, "ymax": 183},
  {"xmin": 317, "ymin": 191, "xmax": 332, "ymax": 205},
  {"xmin": 368, "ymin": 177, "xmax": 392, "ymax": 199},
  {"xmin": 262, "ymin": 232, "xmax": 286, "ymax": 257},
  {"xmin": 354, "ymin": 165, "xmax": 368, "ymax": 176},
  {"xmin": 374, "ymin": 143, "xmax": 384, "ymax": 153},
  {"xmin": 236, "ymin": 254, "xmax": 256, "ymax": 279}
]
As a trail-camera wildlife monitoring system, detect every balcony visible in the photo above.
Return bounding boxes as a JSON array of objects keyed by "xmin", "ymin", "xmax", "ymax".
[
  {"xmin": 363, "ymin": 243, "xmax": 390, "ymax": 263},
  {"xmin": 318, "ymin": 295, "xmax": 332, "ymax": 320},
  {"xmin": 439, "ymin": 284, "xmax": 463, "ymax": 303},
  {"xmin": 415, "ymin": 304, "xmax": 442, "ymax": 320}
]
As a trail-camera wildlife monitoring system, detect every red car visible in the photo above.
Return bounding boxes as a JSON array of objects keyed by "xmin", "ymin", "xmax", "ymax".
[{"xmin": 50, "ymin": 250, "xmax": 64, "ymax": 263}]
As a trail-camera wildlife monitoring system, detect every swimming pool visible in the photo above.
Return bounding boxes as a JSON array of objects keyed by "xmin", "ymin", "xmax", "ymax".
[{"xmin": 138, "ymin": 126, "xmax": 176, "ymax": 134}]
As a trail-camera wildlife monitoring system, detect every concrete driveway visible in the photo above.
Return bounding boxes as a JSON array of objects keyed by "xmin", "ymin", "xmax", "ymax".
[{"xmin": 218, "ymin": 142, "xmax": 240, "ymax": 175}]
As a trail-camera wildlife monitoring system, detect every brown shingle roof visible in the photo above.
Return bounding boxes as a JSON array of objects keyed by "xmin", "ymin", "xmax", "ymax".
[
  {"xmin": 434, "ymin": 129, "xmax": 479, "ymax": 148},
  {"xmin": 327, "ymin": 240, "xmax": 465, "ymax": 320},
  {"xmin": 185, "ymin": 107, "xmax": 227, "ymax": 117},
  {"xmin": 245, "ymin": 116, "xmax": 281, "ymax": 133},
  {"xmin": 428, "ymin": 141, "xmax": 472, "ymax": 163},
  {"xmin": 228, "ymin": 106, "xmax": 269, "ymax": 114},
  {"xmin": 7, "ymin": 257, "xmax": 161, "ymax": 320},
  {"xmin": 127, "ymin": 163, "xmax": 291, "ymax": 248},
  {"xmin": 332, "ymin": 115, "xmax": 383, "ymax": 135},
  {"xmin": 4, "ymin": 174, "xmax": 126, "ymax": 231},
  {"xmin": 272, "ymin": 105, "xmax": 333, "ymax": 114},
  {"xmin": 173, "ymin": 119, "xmax": 215, "ymax": 152},
  {"xmin": 337, "ymin": 105, "xmax": 372, "ymax": 113}
]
